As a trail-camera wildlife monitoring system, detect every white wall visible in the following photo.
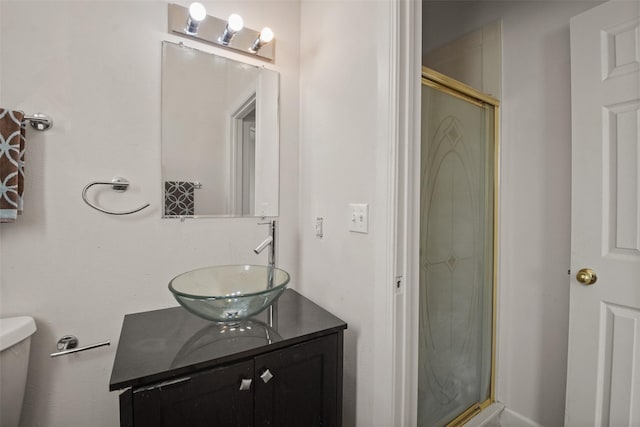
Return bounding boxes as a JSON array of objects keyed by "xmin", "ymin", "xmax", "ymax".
[
  {"xmin": 0, "ymin": 1, "xmax": 300, "ymax": 426},
  {"xmin": 299, "ymin": 1, "xmax": 396, "ymax": 425},
  {"xmin": 423, "ymin": 2, "xmax": 601, "ymax": 426}
]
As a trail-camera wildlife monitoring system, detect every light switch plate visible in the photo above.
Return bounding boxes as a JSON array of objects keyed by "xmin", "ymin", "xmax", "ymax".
[{"xmin": 349, "ymin": 203, "xmax": 368, "ymax": 233}]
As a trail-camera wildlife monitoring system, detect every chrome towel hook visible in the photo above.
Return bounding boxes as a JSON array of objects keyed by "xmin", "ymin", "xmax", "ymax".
[{"xmin": 82, "ymin": 177, "xmax": 150, "ymax": 215}]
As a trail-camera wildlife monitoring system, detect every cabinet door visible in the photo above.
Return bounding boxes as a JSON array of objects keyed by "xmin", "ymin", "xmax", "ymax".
[
  {"xmin": 133, "ymin": 360, "xmax": 254, "ymax": 427},
  {"xmin": 254, "ymin": 334, "xmax": 339, "ymax": 427}
]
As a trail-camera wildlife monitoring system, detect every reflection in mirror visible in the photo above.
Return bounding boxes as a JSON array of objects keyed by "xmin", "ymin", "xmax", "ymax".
[{"xmin": 161, "ymin": 41, "xmax": 279, "ymax": 218}]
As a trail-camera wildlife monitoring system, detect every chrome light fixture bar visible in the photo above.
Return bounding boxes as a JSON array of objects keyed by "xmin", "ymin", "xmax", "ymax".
[{"xmin": 168, "ymin": 3, "xmax": 275, "ymax": 62}]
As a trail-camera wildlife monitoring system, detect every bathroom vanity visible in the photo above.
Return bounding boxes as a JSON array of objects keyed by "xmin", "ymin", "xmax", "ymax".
[{"xmin": 109, "ymin": 289, "xmax": 347, "ymax": 427}]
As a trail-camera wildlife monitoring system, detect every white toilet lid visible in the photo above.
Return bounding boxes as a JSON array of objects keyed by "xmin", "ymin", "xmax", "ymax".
[{"xmin": 0, "ymin": 316, "xmax": 36, "ymax": 351}]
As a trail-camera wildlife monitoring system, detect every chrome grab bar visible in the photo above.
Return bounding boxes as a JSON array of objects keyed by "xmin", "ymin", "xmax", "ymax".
[
  {"xmin": 50, "ymin": 335, "xmax": 110, "ymax": 357},
  {"xmin": 82, "ymin": 177, "xmax": 150, "ymax": 215}
]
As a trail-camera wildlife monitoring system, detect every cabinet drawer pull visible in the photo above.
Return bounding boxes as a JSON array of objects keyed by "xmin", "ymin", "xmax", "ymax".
[
  {"xmin": 260, "ymin": 369, "xmax": 274, "ymax": 383},
  {"xmin": 239, "ymin": 378, "xmax": 252, "ymax": 391}
]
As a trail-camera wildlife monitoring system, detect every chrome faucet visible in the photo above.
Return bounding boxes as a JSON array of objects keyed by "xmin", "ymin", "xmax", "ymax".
[
  {"xmin": 254, "ymin": 219, "xmax": 278, "ymax": 328},
  {"xmin": 254, "ymin": 219, "xmax": 276, "ymax": 271}
]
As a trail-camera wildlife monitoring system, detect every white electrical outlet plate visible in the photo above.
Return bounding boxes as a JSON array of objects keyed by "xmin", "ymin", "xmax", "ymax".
[{"xmin": 348, "ymin": 203, "xmax": 368, "ymax": 233}]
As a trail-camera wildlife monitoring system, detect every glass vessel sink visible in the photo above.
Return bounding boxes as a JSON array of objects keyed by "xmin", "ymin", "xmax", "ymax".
[{"xmin": 168, "ymin": 265, "xmax": 290, "ymax": 322}]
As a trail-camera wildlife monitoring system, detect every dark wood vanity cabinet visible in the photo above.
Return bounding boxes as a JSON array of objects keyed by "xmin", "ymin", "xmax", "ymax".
[
  {"xmin": 253, "ymin": 334, "xmax": 339, "ymax": 427},
  {"xmin": 125, "ymin": 335, "xmax": 340, "ymax": 427},
  {"xmin": 132, "ymin": 359, "xmax": 254, "ymax": 427},
  {"xmin": 110, "ymin": 290, "xmax": 346, "ymax": 427}
]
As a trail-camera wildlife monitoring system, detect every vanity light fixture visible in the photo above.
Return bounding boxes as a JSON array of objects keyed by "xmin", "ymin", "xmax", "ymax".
[
  {"xmin": 168, "ymin": 3, "xmax": 275, "ymax": 62},
  {"xmin": 249, "ymin": 27, "xmax": 274, "ymax": 53},
  {"xmin": 219, "ymin": 14, "xmax": 244, "ymax": 45},
  {"xmin": 185, "ymin": 2, "xmax": 207, "ymax": 35}
]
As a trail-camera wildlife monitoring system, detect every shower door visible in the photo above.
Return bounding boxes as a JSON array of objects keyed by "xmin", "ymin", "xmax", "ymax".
[{"xmin": 418, "ymin": 68, "xmax": 498, "ymax": 427}]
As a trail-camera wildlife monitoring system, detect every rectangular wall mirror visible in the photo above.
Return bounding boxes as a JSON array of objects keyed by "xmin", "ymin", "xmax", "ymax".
[{"xmin": 161, "ymin": 41, "xmax": 280, "ymax": 218}]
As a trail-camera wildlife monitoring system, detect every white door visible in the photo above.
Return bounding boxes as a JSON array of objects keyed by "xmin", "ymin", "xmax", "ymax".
[{"xmin": 566, "ymin": 1, "xmax": 640, "ymax": 426}]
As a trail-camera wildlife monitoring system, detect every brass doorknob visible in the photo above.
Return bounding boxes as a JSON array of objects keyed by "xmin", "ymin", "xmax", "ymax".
[{"xmin": 576, "ymin": 268, "xmax": 597, "ymax": 285}]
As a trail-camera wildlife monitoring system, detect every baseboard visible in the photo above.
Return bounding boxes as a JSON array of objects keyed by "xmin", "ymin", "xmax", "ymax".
[{"xmin": 499, "ymin": 408, "xmax": 545, "ymax": 427}]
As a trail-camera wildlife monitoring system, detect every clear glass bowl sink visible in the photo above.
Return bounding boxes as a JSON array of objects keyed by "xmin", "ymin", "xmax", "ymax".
[{"xmin": 168, "ymin": 265, "xmax": 290, "ymax": 322}]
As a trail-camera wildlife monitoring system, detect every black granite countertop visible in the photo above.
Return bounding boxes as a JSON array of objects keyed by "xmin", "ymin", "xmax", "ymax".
[{"xmin": 109, "ymin": 289, "xmax": 347, "ymax": 391}]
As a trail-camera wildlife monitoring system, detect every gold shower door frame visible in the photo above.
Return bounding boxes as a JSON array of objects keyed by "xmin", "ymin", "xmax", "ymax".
[{"xmin": 420, "ymin": 67, "xmax": 500, "ymax": 427}]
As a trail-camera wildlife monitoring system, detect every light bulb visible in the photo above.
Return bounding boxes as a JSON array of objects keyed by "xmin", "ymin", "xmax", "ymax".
[
  {"xmin": 259, "ymin": 27, "xmax": 274, "ymax": 43},
  {"xmin": 227, "ymin": 13, "xmax": 244, "ymax": 32},
  {"xmin": 188, "ymin": 2, "xmax": 207, "ymax": 22},
  {"xmin": 250, "ymin": 27, "xmax": 274, "ymax": 53},
  {"xmin": 185, "ymin": 2, "xmax": 206, "ymax": 35},
  {"xmin": 219, "ymin": 13, "xmax": 244, "ymax": 45}
]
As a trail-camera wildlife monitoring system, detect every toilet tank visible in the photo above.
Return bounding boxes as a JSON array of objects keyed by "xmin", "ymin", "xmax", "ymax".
[{"xmin": 0, "ymin": 316, "xmax": 37, "ymax": 427}]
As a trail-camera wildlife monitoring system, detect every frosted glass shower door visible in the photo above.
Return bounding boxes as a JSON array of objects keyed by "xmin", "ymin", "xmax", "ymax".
[{"xmin": 418, "ymin": 75, "xmax": 496, "ymax": 427}]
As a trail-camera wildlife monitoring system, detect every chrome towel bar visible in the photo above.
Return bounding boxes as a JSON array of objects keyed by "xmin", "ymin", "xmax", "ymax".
[
  {"xmin": 23, "ymin": 113, "xmax": 53, "ymax": 131},
  {"xmin": 50, "ymin": 335, "xmax": 110, "ymax": 357},
  {"xmin": 82, "ymin": 177, "xmax": 150, "ymax": 215}
]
